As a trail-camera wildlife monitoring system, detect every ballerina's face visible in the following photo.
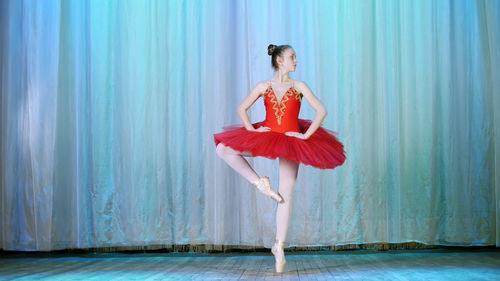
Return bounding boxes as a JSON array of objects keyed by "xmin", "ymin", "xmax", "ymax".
[{"xmin": 278, "ymin": 48, "xmax": 297, "ymax": 73}]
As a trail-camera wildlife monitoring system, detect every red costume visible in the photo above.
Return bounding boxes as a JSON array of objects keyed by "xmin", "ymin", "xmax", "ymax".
[{"xmin": 214, "ymin": 81, "xmax": 346, "ymax": 169}]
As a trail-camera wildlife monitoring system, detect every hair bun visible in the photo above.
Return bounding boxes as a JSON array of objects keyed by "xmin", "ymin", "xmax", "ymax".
[{"xmin": 267, "ymin": 44, "xmax": 276, "ymax": 56}]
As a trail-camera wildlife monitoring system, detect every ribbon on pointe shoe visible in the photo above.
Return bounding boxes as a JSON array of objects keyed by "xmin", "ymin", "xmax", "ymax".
[
  {"xmin": 251, "ymin": 177, "xmax": 284, "ymax": 203},
  {"xmin": 271, "ymin": 239, "xmax": 286, "ymax": 273}
]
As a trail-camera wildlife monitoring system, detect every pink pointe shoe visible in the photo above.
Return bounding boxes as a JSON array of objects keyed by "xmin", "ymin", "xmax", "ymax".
[
  {"xmin": 251, "ymin": 176, "xmax": 283, "ymax": 203},
  {"xmin": 271, "ymin": 239, "xmax": 286, "ymax": 273}
]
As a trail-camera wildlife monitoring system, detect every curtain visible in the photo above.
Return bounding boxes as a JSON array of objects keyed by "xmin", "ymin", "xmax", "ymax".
[{"xmin": 1, "ymin": 0, "xmax": 499, "ymax": 251}]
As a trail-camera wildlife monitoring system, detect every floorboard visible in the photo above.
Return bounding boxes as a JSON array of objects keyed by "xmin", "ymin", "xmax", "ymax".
[{"xmin": 1, "ymin": 249, "xmax": 499, "ymax": 280}]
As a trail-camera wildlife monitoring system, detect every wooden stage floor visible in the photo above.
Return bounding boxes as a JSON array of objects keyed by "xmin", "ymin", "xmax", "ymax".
[{"xmin": 1, "ymin": 248, "xmax": 499, "ymax": 280}]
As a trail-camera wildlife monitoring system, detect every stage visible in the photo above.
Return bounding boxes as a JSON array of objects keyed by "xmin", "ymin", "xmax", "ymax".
[
  {"xmin": 1, "ymin": 248, "xmax": 499, "ymax": 280},
  {"xmin": 1, "ymin": 0, "xmax": 500, "ymax": 280}
]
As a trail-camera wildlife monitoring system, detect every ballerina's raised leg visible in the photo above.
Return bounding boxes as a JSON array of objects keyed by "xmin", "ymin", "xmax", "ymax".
[
  {"xmin": 215, "ymin": 143, "xmax": 283, "ymax": 202},
  {"xmin": 272, "ymin": 156, "xmax": 299, "ymax": 273}
]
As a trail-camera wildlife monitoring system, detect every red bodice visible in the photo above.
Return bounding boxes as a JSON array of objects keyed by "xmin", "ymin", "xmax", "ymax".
[{"xmin": 262, "ymin": 85, "xmax": 303, "ymax": 133}]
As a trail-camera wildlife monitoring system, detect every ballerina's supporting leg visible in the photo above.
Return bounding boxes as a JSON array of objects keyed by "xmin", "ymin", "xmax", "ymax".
[
  {"xmin": 272, "ymin": 157, "xmax": 299, "ymax": 273},
  {"xmin": 276, "ymin": 157, "xmax": 299, "ymax": 240}
]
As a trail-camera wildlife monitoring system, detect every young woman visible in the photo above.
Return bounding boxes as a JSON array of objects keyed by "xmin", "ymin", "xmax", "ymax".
[{"xmin": 214, "ymin": 44, "xmax": 346, "ymax": 273}]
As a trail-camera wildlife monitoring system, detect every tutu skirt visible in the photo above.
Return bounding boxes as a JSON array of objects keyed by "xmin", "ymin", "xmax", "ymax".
[{"xmin": 213, "ymin": 119, "xmax": 346, "ymax": 169}]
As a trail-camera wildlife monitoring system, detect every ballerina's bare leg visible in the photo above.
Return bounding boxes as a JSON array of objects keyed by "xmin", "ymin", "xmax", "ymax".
[
  {"xmin": 275, "ymin": 157, "xmax": 299, "ymax": 241},
  {"xmin": 215, "ymin": 143, "xmax": 260, "ymax": 183},
  {"xmin": 271, "ymin": 157, "xmax": 299, "ymax": 272}
]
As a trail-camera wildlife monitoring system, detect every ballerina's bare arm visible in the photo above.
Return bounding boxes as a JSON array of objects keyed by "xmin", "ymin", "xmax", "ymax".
[
  {"xmin": 237, "ymin": 82, "xmax": 271, "ymax": 132},
  {"xmin": 287, "ymin": 81, "xmax": 327, "ymax": 139}
]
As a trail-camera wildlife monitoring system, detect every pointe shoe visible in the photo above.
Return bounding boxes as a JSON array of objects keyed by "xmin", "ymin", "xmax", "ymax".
[
  {"xmin": 251, "ymin": 177, "xmax": 284, "ymax": 203},
  {"xmin": 271, "ymin": 239, "xmax": 286, "ymax": 273}
]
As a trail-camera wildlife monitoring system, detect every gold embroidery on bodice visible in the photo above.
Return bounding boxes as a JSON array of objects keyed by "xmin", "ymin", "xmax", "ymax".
[{"xmin": 265, "ymin": 83, "xmax": 301, "ymax": 125}]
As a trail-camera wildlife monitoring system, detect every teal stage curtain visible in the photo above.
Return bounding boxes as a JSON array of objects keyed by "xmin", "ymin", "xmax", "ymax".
[{"xmin": 1, "ymin": 0, "xmax": 499, "ymax": 251}]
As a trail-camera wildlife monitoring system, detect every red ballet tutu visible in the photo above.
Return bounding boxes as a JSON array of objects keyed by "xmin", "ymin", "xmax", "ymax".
[{"xmin": 213, "ymin": 119, "xmax": 346, "ymax": 169}]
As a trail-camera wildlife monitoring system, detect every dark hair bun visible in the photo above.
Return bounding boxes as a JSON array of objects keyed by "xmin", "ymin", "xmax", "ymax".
[{"xmin": 267, "ymin": 44, "xmax": 276, "ymax": 56}]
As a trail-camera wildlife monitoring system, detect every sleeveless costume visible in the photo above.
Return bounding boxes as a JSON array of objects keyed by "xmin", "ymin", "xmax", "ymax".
[{"xmin": 213, "ymin": 81, "xmax": 346, "ymax": 169}]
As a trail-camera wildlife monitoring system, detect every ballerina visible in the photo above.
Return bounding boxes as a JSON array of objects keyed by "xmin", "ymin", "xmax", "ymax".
[{"xmin": 214, "ymin": 44, "xmax": 346, "ymax": 273}]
